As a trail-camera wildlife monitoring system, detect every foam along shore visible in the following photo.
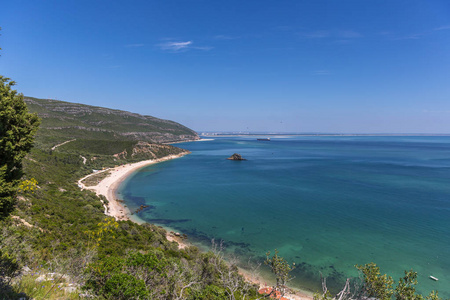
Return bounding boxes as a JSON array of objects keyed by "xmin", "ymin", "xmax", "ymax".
[{"xmin": 78, "ymin": 151, "xmax": 313, "ymax": 300}]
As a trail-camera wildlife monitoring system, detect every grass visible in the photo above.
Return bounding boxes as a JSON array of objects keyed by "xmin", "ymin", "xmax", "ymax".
[
  {"xmin": 81, "ymin": 171, "xmax": 111, "ymax": 187},
  {"xmin": 10, "ymin": 274, "xmax": 82, "ymax": 300},
  {"xmin": 59, "ymin": 139, "xmax": 136, "ymax": 156},
  {"xmin": 24, "ymin": 96, "xmax": 199, "ymax": 146}
]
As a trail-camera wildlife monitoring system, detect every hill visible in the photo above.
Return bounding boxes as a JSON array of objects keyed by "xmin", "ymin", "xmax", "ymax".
[
  {"xmin": 1, "ymin": 96, "xmax": 260, "ymax": 299},
  {"xmin": 22, "ymin": 97, "xmax": 200, "ymax": 168},
  {"xmin": 24, "ymin": 97, "xmax": 199, "ymax": 148},
  {"xmin": 3, "ymin": 96, "xmax": 440, "ymax": 300}
]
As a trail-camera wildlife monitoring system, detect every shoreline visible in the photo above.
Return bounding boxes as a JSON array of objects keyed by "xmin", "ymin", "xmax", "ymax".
[
  {"xmin": 78, "ymin": 152, "xmax": 190, "ymax": 221},
  {"xmin": 77, "ymin": 152, "xmax": 313, "ymax": 300},
  {"xmin": 165, "ymin": 137, "xmax": 214, "ymax": 145}
]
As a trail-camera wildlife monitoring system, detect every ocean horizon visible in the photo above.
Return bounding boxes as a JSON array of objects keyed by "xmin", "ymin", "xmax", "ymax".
[{"xmin": 118, "ymin": 136, "xmax": 450, "ymax": 297}]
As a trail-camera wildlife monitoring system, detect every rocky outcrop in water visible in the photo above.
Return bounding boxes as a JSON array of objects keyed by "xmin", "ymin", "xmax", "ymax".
[{"xmin": 227, "ymin": 153, "xmax": 246, "ymax": 161}]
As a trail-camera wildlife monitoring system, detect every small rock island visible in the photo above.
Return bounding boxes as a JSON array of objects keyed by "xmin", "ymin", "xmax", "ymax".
[{"xmin": 227, "ymin": 153, "xmax": 246, "ymax": 161}]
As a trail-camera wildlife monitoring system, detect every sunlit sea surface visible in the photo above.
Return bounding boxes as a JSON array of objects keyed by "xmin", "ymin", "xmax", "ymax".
[{"xmin": 118, "ymin": 136, "xmax": 450, "ymax": 296}]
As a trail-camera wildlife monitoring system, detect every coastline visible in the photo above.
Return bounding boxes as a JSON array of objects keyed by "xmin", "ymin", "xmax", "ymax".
[
  {"xmin": 77, "ymin": 151, "xmax": 313, "ymax": 300},
  {"xmin": 78, "ymin": 152, "xmax": 190, "ymax": 222},
  {"xmin": 165, "ymin": 138, "xmax": 214, "ymax": 145},
  {"xmin": 164, "ymin": 138, "xmax": 201, "ymax": 145}
]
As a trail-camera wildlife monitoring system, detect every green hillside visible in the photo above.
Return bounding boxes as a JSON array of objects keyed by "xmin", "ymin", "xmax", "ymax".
[
  {"xmin": 2, "ymin": 92, "xmax": 442, "ymax": 299},
  {"xmin": 1, "ymin": 94, "xmax": 260, "ymax": 299},
  {"xmin": 24, "ymin": 97, "xmax": 199, "ymax": 148}
]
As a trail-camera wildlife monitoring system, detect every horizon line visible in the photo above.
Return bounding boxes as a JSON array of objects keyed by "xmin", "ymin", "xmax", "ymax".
[{"xmin": 198, "ymin": 132, "xmax": 450, "ymax": 136}]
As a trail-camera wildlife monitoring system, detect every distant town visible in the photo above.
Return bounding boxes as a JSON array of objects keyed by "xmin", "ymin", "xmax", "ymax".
[{"xmin": 200, "ymin": 132, "xmax": 450, "ymax": 136}]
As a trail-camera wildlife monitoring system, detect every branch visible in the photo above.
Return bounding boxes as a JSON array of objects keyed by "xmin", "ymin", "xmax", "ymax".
[
  {"xmin": 176, "ymin": 281, "xmax": 198, "ymax": 300},
  {"xmin": 336, "ymin": 278, "xmax": 351, "ymax": 300}
]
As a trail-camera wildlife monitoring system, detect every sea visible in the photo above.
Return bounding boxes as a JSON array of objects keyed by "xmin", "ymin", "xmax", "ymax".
[{"xmin": 117, "ymin": 136, "xmax": 450, "ymax": 297}]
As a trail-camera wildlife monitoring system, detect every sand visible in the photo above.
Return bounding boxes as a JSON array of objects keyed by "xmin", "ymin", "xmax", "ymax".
[
  {"xmin": 77, "ymin": 151, "xmax": 313, "ymax": 300},
  {"xmin": 78, "ymin": 152, "xmax": 190, "ymax": 221}
]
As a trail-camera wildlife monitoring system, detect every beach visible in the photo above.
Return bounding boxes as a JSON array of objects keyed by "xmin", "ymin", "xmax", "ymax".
[
  {"xmin": 77, "ymin": 151, "xmax": 313, "ymax": 300},
  {"xmin": 78, "ymin": 152, "xmax": 192, "ymax": 252},
  {"xmin": 78, "ymin": 152, "xmax": 190, "ymax": 222},
  {"xmin": 113, "ymin": 136, "xmax": 450, "ymax": 298}
]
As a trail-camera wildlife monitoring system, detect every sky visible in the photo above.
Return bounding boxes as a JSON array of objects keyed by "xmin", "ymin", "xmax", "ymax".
[{"xmin": 1, "ymin": 0, "xmax": 450, "ymax": 133}]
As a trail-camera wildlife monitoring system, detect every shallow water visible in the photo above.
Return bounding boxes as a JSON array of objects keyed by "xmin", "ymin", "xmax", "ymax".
[{"xmin": 118, "ymin": 136, "xmax": 450, "ymax": 296}]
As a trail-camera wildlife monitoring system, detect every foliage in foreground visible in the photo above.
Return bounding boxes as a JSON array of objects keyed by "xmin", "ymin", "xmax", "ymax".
[
  {"xmin": 265, "ymin": 249, "xmax": 295, "ymax": 298},
  {"xmin": 84, "ymin": 248, "xmax": 258, "ymax": 300},
  {"xmin": 0, "ymin": 76, "xmax": 40, "ymax": 219},
  {"xmin": 313, "ymin": 262, "xmax": 443, "ymax": 300},
  {"xmin": 0, "ymin": 76, "xmax": 259, "ymax": 299},
  {"xmin": 0, "ymin": 75, "xmax": 445, "ymax": 299},
  {"xmin": 4, "ymin": 273, "xmax": 81, "ymax": 300}
]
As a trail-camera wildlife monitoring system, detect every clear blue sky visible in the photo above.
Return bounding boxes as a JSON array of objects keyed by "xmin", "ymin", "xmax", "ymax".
[{"xmin": 1, "ymin": 1, "xmax": 450, "ymax": 133}]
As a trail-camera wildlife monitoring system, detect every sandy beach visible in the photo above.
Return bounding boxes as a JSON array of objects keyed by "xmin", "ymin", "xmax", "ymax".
[
  {"xmin": 77, "ymin": 152, "xmax": 313, "ymax": 300},
  {"xmin": 78, "ymin": 152, "xmax": 190, "ymax": 221}
]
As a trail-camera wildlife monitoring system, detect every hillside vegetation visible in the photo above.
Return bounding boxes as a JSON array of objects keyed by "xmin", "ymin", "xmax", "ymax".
[
  {"xmin": 1, "ymin": 91, "xmax": 445, "ymax": 299},
  {"xmin": 1, "ymin": 94, "xmax": 260, "ymax": 299},
  {"xmin": 24, "ymin": 97, "xmax": 199, "ymax": 148}
]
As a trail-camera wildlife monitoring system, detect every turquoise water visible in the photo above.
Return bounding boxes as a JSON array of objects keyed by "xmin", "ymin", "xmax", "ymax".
[{"xmin": 118, "ymin": 136, "xmax": 450, "ymax": 296}]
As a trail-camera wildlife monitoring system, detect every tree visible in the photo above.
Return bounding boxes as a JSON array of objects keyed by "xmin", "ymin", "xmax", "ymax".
[
  {"xmin": 265, "ymin": 249, "xmax": 295, "ymax": 298},
  {"xmin": 210, "ymin": 239, "xmax": 256, "ymax": 300},
  {"xmin": 357, "ymin": 264, "xmax": 441, "ymax": 300},
  {"xmin": 395, "ymin": 269, "xmax": 420, "ymax": 300},
  {"xmin": 0, "ymin": 76, "xmax": 40, "ymax": 219},
  {"xmin": 356, "ymin": 263, "xmax": 394, "ymax": 300},
  {"xmin": 316, "ymin": 263, "xmax": 442, "ymax": 300}
]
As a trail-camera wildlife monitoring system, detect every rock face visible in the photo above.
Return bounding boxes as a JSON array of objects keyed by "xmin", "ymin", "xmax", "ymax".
[{"xmin": 227, "ymin": 153, "xmax": 246, "ymax": 161}]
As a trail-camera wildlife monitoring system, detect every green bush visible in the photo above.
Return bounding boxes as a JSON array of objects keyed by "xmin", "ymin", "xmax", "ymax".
[
  {"xmin": 103, "ymin": 273, "xmax": 149, "ymax": 299},
  {"xmin": 189, "ymin": 284, "xmax": 228, "ymax": 300}
]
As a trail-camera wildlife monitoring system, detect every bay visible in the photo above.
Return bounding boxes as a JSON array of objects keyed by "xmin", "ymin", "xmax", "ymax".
[{"xmin": 118, "ymin": 136, "xmax": 450, "ymax": 296}]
